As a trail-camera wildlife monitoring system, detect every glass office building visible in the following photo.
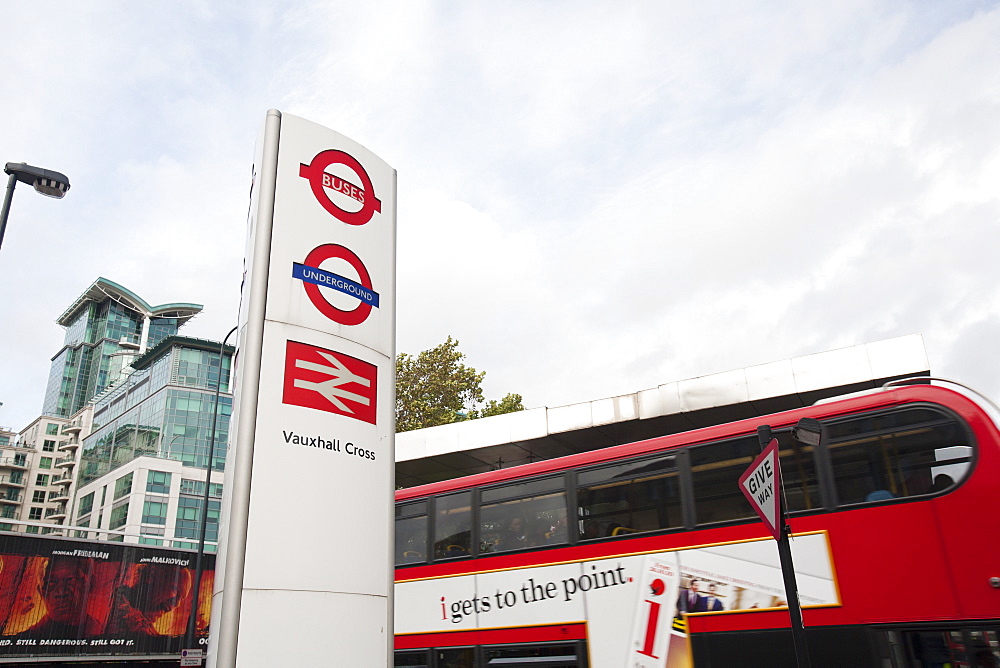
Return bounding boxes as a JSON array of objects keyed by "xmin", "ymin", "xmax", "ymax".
[
  {"xmin": 42, "ymin": 278, "xmax": 202, "ymax": 418},
  {"xmin": 79, "ymin": 336, "xmax": 233, "ymax": 487}
]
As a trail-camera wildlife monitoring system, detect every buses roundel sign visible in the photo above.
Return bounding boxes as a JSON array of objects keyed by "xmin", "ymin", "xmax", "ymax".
[{"xmin": 299, "ymin": 149, "xmax": 382, "ymax": 225}]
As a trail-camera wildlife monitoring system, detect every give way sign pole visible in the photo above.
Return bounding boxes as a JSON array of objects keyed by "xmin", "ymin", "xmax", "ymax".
[{"xmin": 739, "ymin": 425, "xmax": 812, "ymax": 668}]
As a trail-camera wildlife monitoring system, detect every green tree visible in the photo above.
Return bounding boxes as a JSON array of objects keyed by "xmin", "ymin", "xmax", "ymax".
[
  {"xmin": 468, "ymin": 393, "xmax": 524, "ymax": 419},
  {"xmin": 395, "ymin": 337, "xmax": 524, "ymax": 432}
]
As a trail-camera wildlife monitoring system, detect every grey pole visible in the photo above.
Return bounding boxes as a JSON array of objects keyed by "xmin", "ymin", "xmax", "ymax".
[
  {"xmin": 757, "ymin": 425, "xmax": 812, "ymax": 668},
  {"xmin": 185, "ymin": 327, "xmax": 238, "ymax": 651},
  {"xmin": 0, "ymin": 173, "xmax": 18, "ymax": 252}
]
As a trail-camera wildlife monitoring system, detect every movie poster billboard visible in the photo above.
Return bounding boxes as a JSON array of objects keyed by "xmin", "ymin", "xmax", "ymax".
[{"xmin": 0, "ymin": 532, "xmax": 214, "ymax": 660}]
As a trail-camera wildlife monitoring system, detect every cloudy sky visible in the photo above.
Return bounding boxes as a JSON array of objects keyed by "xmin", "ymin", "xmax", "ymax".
[{"xmin": 1, "ymin": 1, "xmax": 999, "ymax": 432}]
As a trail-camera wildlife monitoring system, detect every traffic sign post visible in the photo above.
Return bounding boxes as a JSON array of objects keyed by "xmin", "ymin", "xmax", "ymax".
[
  {"xmin": 739, "ymin": 434, "xmax": 782, "ymax": 539},
  {"xmin": 741, "ymin": 425, "xmax": 812, "ymax": 668}
]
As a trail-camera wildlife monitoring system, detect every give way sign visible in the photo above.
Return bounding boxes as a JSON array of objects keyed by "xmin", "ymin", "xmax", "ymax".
[{"xmin": 739, "ymin": 438, "xmax": 783, "ymax": 540}]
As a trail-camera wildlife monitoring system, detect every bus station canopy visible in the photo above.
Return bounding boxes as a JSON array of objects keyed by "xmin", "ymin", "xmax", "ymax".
[{"xmin": 395, "ymin": 335, "xmax": 929, "ymax": 488}]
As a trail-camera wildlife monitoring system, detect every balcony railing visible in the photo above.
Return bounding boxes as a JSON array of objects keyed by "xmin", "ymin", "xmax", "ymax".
[
  {"xmin": 0, "ymin": 459, "xmax": 29, "ymax": 469},
  {"xmin": 0, "ymin": 475, "xmax": 26, "ymax": 487}
]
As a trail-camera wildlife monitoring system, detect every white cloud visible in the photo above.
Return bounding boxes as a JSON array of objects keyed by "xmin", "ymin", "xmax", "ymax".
[{"xmin": 2, "ymin": 1, "xmax": 1000, "ymax": 433}]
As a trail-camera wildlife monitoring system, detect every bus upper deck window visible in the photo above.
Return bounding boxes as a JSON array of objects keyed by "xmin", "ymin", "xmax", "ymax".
[
  {"xmin": 577, "ymin": 455, "xmax": 681, "ymax": 539},
  {"xmin": 395, "ymin": 500, "xmax": 428, "ymax": 566},
  {"xmin": 434, "ymin": 492, "xmax": 472, "ymax": 559},
  {"xmin": 825, "ymin": 408, "xmax": 971, "ymax": 506},
  {"xmin": 479, "ymin": 476, "xmax": 567, "ymax": 554}
]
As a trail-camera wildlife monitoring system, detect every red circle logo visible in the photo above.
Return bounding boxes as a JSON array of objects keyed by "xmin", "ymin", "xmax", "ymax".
[
  {"xmin": 298, "ymin": 150, "xmax": 382, "ymax": 226},
  {"xmin": 301, "ymin": 244, "xmax": 375, "ymax": 326}
]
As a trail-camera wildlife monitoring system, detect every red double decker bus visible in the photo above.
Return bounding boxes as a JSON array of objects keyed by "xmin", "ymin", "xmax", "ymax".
[{"xmin": 393, "ymin": 381, "xmax": 1000, "ymax": 667}]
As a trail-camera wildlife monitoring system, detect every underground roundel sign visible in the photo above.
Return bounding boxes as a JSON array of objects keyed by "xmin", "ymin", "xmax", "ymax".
[
  {"xmin": 292, "ymin": 244, "xmax": 379, "ymax": 326},
  {"xmin": 299, "ymin": 150, "xmax": 382, "ymax": 225}
]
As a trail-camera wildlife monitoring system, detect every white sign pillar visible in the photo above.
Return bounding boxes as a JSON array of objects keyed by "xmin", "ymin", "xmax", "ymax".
[{"xmin": 210, "ymin": 110, "xmax": 396, "ymax": 667}]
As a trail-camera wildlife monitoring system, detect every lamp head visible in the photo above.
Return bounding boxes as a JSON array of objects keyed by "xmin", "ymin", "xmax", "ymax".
[
  {"xmin": 792, "ymin": 417, "xmax": 823, "ymax": 447},
  {"xmin": 5, "ymin": 162, "xmax": 71, "ymax": 199}
]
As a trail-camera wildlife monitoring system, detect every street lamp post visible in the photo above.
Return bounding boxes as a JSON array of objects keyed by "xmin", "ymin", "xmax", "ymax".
[
  {"xmin": 185, "ymin": 326, "xmax": 238, "ymax": 655},
  {"xmin": 1, "ymin": 162, "xmax": 71, "ymax": 252}
]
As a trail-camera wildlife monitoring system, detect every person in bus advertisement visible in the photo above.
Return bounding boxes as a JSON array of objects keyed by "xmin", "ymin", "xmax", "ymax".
[
  {"xmin": 676, "ymin": 577, "xmax": 706, "ymax": 613},
  {"xmin": 0, "ymin": 546, "xmax": 214, "ymax": 657},
  {"xmin": 704, "ymin": 583, "xmax": 725, "ymax": 611}
]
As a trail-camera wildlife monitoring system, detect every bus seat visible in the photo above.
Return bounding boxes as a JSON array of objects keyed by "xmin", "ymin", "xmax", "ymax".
[{"xmin": 865, "ymin": 489, "xmax": 895, "ymax": 502}]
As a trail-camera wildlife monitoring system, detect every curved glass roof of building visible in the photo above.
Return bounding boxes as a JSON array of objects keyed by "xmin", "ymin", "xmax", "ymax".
[{"xmin": 56, "ymin": 277, "xmax": 203, "ymax": 326}]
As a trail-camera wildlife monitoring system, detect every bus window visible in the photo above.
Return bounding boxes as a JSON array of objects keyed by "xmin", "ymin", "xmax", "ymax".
[
  {"xmin": 774, "ymin": 431, "xmax": 821, "ymax": 512},
  {"xmin": 434, "ymin": 492, "xmax": 472, "ymax": 559},
  {"xmin": 690, "ymin": 436, "xmax": 759, "ymax": 525},
  {"xmin": 480, "ymin": 476, "xmax": 567, "ymax": 554},
  {"xmin": 825, "ymin": 408, "xmax": 971, "ymax": 506},
  {"xmin": 483, "ymin": 642, "xmax": 583, "ymax": 666},
  {"xmin": 438, "ymin": 647, "xmax": 474, "ymax": 668},
  {"xmin": 577, "ymin": 455, "xmax": 681, "ymax": 539},
  {"xmin": 396, "ymin": 500, "xmax": 428, "ymax": 565},
  {"xmin": 394, "ymin": 649, "xmax": 429, "ymax": 667}
]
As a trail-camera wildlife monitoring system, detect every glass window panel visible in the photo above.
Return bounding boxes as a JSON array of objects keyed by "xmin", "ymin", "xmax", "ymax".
[
  {"xmin": 826, "ymin": 408, "xmax": 971, "ymax": 505},
  {"xmin": 78, "ymin": 492, "xmax": 94, "ymax": 515},
  {"xmin": 774, "ymin": 431, "xmax": 821, "ymax": 513},
  {"xmin": 483, "ymin": 643, "xmax": 579, "ymax": 664},
  {"xmin": 690, "ymin": 436, "xmax": 759, "ymax": 525},
  {"xmin": 393, "ymin": 650, "xmax": 430, "ymax": 667},
  {"xmin": 578, "ymin": 455, "xmax": 681, "ymax": 539},
  {"xmin": 142, "ymin": 499, "xmax": 168, "ymax": 525},
  {"xmin": 146, "ymin": 470, "xmax": 172, "ymax": 494},
  {"xmin": 437, "ymin": 648, "xmax": 474, "ymax": 668},
  {"xmin": 480, "ymin": 489, "xmax": 567, "ymax": 554},
  {"xmin": 109, "ymin": 502, "xmax": 129, "ymax": 529},
  {"xmin": 395, "ymin": 500, "xmax": 427, "ymax": 519},
  {"xmin": 434, "ymin": 492, "xmax": 471, "ymax": 559},
  {"xmin": 114, "ymin": 472, "xmax": 134, "ymax": 500},
  {"xmin": 396, "ymin": 515, "xmax": 427, "ymax": 565},
  {"xmin": 481, "ymin": 475, "xmax": 565, "ymax": 503}
]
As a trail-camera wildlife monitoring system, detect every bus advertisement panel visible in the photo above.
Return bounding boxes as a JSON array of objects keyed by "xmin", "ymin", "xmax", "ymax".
[
  {"xmin": 0, "ymin": 533, "xmax": 213, "ymax": 660},
  {"xmin": 396, "ymin": 532, "xmax": 838, "ymax": 667}
]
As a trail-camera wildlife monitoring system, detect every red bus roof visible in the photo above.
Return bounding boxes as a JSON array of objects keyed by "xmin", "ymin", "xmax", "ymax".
[{"xmin": 395, "ymin": 383, "xmax": 995, "ymax": 501}]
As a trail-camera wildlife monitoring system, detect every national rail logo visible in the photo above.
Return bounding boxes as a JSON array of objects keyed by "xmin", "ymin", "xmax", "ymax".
[
  {"xmin": 282, "ymin": 340, "xmax": 377, "ymax": 424},
  {"xmin": 299, "ymin": 149, "xmax": 382, "ymax": 225}
]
